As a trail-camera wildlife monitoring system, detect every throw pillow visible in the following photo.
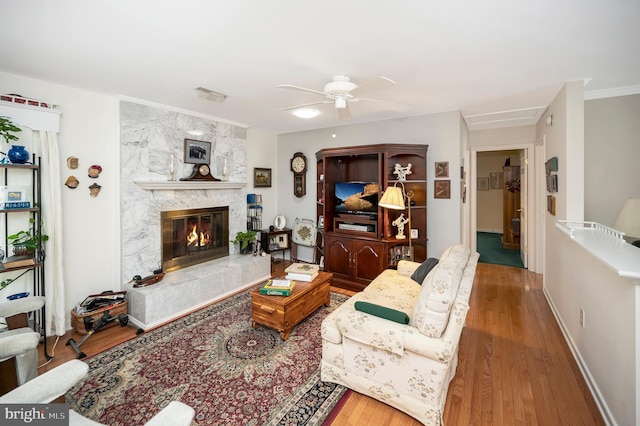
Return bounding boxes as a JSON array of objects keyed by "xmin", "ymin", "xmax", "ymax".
[
  {"xmin": 354, "ymin": 301, "xmax": 410, "ymax": 324},
  {"xmin": 410, "ymin": 258, "xmax": 439, "ymax": 284}
]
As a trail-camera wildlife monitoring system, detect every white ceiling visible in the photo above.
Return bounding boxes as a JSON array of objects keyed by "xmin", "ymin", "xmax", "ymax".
[{"xmin": 2, "ymin": 1, "xmax": 639, "ymax": 134}]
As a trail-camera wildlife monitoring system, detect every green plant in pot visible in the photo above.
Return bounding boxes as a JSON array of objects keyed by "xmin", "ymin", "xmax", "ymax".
[
  {"xmin": 8, "ymin": 218, "xmax": 49, "ymax": 258},
  {"xmin": 231, "ymin": 230, "xmax": 257, "ymax": 254},
  {"xmin": 0, "ymin": 116, "xmax": 29, "ymax": 164},
  {"xmin": 0, "ymin": 116, "xmax": 21, "ymax": 144}
]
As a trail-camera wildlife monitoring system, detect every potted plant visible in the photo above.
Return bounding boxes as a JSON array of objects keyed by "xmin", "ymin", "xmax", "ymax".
[
  {"xmin": 231, "ymin": 230, "xmax": 257, "ymax": 254},
  {"xmin": 0, "ymin": 116, "xmax": 29, "ymax": 163},
  {"xmin": 0, "ymin": 116, "xmax": 21, "ymax": 144},
  {"xmin": 7, "ymin": 217, "xmax": 49, "ymax": 258}
]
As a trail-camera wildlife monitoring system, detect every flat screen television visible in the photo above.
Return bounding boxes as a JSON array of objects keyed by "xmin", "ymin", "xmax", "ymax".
[{"xmin": 334, "ymin": 182, "xmax": 379, "ymax": 215}]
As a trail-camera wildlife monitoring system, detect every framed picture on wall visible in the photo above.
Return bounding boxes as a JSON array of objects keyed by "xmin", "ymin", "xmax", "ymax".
[
  {"xmin": 435, "ymin": 161, "xmax": 449, "ymax": 178},
  {"xmin": 478, "ymin": 177, "xmax": 490, "ymax": 191},
  {"xmin": 490, "ymin": 172, "xmax": 504, "ymax": 189},
  {"xmin": 434, "ymin": 180, "xmax": 451, "ymax": 199},
  {"xmin": 184, "ymin": 139, "xmax": 211, "ymax": 165},
  {"xmin": 254, "ymin": 168, "xmax": 272, "ymax": 187}
]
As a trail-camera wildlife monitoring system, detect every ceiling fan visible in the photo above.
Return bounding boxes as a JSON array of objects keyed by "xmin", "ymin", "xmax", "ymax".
[{"xmin": 278, "ymin": 75, "xmax": 402, "ymax": 120}]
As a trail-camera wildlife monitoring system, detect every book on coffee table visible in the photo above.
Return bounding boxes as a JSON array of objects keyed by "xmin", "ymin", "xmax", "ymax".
[
  {"xmin": 285, "ymin": 263, "xmax": 320, "ymax": 282},
  {"xmin": 285, "ymin": 271, "xmax": 319, "ymax": 282},
  {"xmin": 259, "ymin": 279, "xmax": 296, "ymax": 296}
]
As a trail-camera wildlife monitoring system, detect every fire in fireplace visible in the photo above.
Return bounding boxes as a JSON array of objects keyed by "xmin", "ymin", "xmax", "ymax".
[{"xmin": 161, "ymin": 207, "xmax": 229, "ymax": 272}]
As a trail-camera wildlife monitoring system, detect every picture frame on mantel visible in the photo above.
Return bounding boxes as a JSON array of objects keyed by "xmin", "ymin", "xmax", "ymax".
[
  {"xmin": 254, "ymin": 168, "xmax": 272, "ymax": 187},
  {"xmin": 184, "ymin": 139, "xmax": 211, "ymax": 165}
]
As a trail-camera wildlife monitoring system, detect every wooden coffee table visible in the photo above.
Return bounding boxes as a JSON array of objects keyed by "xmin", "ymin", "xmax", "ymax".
[{"xmin": 250, "ymin": 271, "xmax": 332, "ymax": 340}]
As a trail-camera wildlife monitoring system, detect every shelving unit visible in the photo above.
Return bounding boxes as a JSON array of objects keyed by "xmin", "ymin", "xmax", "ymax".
[
  {"xmin": 247, "ymin": 193, "xmax": 262, "ymax": 231},
  {"xmin": 0, "ymin": 156, "xmax": 50, "ymax": 359},
  {"xmin": 316, "ymin": 144, "xmax": 428, "ymax": 291}
]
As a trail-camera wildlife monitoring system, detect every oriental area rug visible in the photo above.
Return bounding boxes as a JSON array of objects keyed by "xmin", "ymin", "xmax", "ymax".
[{"xmin": 66, "ymin": 289, "xmax": 349, "ymax": 425}]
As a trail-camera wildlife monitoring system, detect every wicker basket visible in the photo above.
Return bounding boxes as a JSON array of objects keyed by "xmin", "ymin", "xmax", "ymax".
[{"xmin": 71, "ymin": 300, "xmax": 127, "ymax": 335}]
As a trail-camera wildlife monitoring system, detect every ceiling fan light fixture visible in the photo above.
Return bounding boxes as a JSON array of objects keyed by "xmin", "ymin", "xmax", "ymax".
[
  {"xmin": 334, "ymin": 97, "xmax": 347, "ymax": 109},
  {"xmin": 292, "ymin": 108, "xmax": 320, "ymax": 119}
]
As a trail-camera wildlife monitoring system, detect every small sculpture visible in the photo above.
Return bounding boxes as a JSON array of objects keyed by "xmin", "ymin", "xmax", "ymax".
[
  {"xmin": 393, "ymin": 163, "xmax": 412, "ymax": 181},
  {"xmin": 65, "ymin": 176, "xmax": 79, "ymax": 189},
  {"xmin": 89, "ymin": 183, "xmax": 102, "ymax": 197},
  {"xmin": 67, "ymin": 156, "xmax": 79, "ymax": 169},
  {"xmin": 392, "ymin": 213, "xmax": 409, "ymax": 239},
  {"xmin": 88, "ymin": 165, "xmax": 102, "ymax": 178}
]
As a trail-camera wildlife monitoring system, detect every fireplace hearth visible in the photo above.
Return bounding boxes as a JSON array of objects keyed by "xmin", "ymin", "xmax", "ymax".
[{"xmin": 161, "ymin": 207, "xmax": 229, "ymax": 272}]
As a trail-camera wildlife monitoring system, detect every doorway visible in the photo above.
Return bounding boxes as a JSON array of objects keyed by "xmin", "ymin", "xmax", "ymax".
[{"xmin": 475, "ymin": 150, "xmax": 524, "ymax": 267}]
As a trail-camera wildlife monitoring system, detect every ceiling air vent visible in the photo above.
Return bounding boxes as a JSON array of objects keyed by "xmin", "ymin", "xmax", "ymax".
[{"xmin": 195, "ymin": 87, "xmax": 228, "ymax": 103}]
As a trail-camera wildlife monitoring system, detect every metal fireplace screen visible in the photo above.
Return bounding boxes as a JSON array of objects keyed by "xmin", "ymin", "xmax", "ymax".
[{"xmin": 161, "ymin": 207, "xmax": 229, "ymax": 272}]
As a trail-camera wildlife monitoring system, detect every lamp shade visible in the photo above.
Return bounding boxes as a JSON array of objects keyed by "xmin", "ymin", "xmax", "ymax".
[
  {"xmin": 613, "ymin": 198, "xmax": 640, "ymax": 238},
  {"xmin": 379, "ymin": 186, "xmax": 405, "ymax": 210}
]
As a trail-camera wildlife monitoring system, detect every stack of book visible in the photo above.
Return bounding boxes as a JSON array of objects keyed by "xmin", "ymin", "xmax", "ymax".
[
  {"xmin": 285, "ymin": 262, "xmax": 320, "ymax": 282},
  {"xmin": 259, "ymin": 279, "xmax": 296, "ymax": 296},
  {"xmin": 2, "ymin": 254, "xmax": 35, "ymax": 269}
]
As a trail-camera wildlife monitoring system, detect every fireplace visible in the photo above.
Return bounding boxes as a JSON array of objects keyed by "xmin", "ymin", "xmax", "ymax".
[{"xmin": 161, "ymin": 207, "xmax": 229, "ymax": 272}]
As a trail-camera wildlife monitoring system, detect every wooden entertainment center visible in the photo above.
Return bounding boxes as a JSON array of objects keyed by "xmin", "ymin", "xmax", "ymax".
[{"xmin": 316, "ymin": 144, "xmax": 428, "ymax": 291}]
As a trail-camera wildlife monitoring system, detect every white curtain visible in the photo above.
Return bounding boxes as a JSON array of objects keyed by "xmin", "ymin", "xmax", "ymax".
[{"xmin": 37, "ymin": 131, "xmax": 66, "ymax": 336}]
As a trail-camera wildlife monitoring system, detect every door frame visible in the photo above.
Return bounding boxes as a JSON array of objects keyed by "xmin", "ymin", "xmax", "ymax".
[{"xmin": 470, "ymin": 143, "xmax": 541, "ymax": 273}]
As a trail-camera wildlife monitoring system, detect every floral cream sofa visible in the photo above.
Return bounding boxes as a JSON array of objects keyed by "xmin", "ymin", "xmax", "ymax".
[{"xmin": 321, "ymin": 244, "xmax": 479, "ymax": 425}]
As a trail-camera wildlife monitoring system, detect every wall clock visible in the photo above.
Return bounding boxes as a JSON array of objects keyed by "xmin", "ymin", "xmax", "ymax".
[
  {"xmin": 180, "ymin": 163, "xmax": 218, "ymax": 181},
  {"xmin": 290, "ymin": 152, "xmax": 307, "ymax": 197}
]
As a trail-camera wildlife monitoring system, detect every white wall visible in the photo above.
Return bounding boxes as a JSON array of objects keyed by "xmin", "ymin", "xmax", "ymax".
[
  {"xmin": 246, "ymin": 127, "xmax": 279, "ymax": 231},
  {"xmin": 0, "ymin": 71, "xmax": 280, "ymax": 331},
  {"xmin": 584, "ymin": 94, "xmax": 640, "ymax": 226},
  {"xmin": 0, "ymin": 71, "xmax": 119, "ymax": 329},
  {"xmin": 277, "ymin": 111, "xmax": 464, "ymax": 259},
  {"xmin": 541, "ymin": 81, "xmax": 635, "ymax": 425}
]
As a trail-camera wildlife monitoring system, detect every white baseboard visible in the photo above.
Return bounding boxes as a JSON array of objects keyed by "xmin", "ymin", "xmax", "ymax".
[{"xmin": 542, "ymin": 286, "xmax": 616, "ymax": 425}]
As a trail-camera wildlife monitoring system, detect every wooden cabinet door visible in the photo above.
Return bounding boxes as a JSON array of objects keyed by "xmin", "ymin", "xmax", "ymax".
[
  {"xmin": 324, "ymin": 235, "xmax": 351, "ymax": 282},
  {"xmin": 352, "ymin": 240, "xmax": 385, "ymax": 284}
]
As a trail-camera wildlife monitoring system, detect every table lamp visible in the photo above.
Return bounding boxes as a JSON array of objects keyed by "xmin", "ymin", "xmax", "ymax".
[{"xmin": 379, "ymin": 181, "xmax": 414, "ymax": 260}]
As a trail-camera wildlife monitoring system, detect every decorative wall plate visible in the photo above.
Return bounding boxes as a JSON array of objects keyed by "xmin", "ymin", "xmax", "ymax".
[
  {"xmin": 292, "ymin": 218, "xmax": 316, "ymax": 247},
  {"xmin": 274, "ymin": 214, "xmax": 286, "ymax": 230}
]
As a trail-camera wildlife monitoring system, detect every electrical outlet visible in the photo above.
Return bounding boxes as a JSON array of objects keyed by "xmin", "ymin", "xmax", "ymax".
[{"xmin": 580, "ymin": 309, "xmax": 585, "ymax": 328}]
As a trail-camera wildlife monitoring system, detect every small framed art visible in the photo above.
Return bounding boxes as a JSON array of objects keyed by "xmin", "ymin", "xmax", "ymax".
[
  {"xmin": 478, "ymin": 177, "xmax": 490, "ymax": 191},
  {"xmin": 184, "ymin": 139, "xmax": 211, "ymax": 165},
  {"xmin": 490, "ymin": 172, "xmax": 504, "ymax": 189},
  {"xmin": 435, "ymin": 161, "xmax": 449, "ymax": 178},
  {"xmin": 434, "ymin": 180, "xmax": 451, "ymax": 199},
  {"xmin": 254, "ymin": 168, "xmax": 272, "ymax": 187}
]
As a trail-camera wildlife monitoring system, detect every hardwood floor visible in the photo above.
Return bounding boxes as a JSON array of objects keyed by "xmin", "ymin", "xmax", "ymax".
[{"xmin": 37, "ymin": 261, "xmax": 604, "ymax": 425}]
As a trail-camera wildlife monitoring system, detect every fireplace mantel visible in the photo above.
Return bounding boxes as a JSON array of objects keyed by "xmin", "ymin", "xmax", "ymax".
[{"xmin": 134, "ymin": 181, "xmax": 246, "ymax": 190}]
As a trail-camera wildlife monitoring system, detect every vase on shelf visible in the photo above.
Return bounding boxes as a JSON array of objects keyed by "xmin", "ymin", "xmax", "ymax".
[{"xmin": 7, "ymin": 145, "xmax": 30, "ymax": 164}]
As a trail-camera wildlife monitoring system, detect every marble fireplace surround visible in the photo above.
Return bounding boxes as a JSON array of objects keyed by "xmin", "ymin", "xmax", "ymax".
[{"xmin": 120, "ymin": 101, "xmax": 270, "ymax": 328}]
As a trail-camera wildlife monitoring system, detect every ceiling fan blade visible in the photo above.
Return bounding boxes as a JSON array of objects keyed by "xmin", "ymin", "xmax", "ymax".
[
  {"xmin": 277, "ymin": 84, "xmax": 327, "ymax": 97},
  {"xmin": 349, "ymin": 76, "xmax": 397, "ymax": 97},
  {"xmin": 337, "ymin": 103, "xmax": 352, "ymax": 120},
  {"xmin": 353, "ymin": 97, "xmax": 411, "ymax": 112},
  {"xmin": 279, "ymin": 100, "xmax": 331, "ymax": 111}
]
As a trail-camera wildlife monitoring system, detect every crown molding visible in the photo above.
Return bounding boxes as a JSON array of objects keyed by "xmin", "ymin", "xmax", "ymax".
[{"xmin": 584, "ymin": 84, "xmax": 640, "ymax": 100}]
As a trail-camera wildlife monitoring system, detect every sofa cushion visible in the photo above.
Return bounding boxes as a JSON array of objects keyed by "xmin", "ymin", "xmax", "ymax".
[
  {"xmin": 354, "ymin": 301, "xmax": 410, "ymax": 324},
  {"xmin": 363, "ymin": 269, "xmax": 421, "ymax": 302},
  {"xmin": 410, "ymin": 258, "xmax": 439, "ymax": 284},
  {"xmin": 411, "ymin": 244, "xmax": 470, "ymax": 338}
]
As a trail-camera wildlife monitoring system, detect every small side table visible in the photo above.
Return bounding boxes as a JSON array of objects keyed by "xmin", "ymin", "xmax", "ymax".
[{"xmin": 260, "ymin": 228, "xmax": 292, "ymax": 263}]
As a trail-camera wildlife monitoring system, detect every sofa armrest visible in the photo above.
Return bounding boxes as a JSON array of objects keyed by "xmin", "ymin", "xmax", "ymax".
[
  {"xmin": 0, "ymin": 359, "xmax": 89, "ymax": 404},
  {"xmin": 336, "ymin": 301, "xmax": 469, "ymax": 364},
  {"xmin": 397, "ymin": 260, "xmax": 421, "ymax": 278},
  {"xmin": 336, "ymin": 308, "xmax": 409, "ymax": 356},
  {"xmin": 146, "ymin": 401, "xmax": 195, "ymax": 426},
  {"xmin": 404, "ymin": 302, "xmax": 470, "ymax": 363}
]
